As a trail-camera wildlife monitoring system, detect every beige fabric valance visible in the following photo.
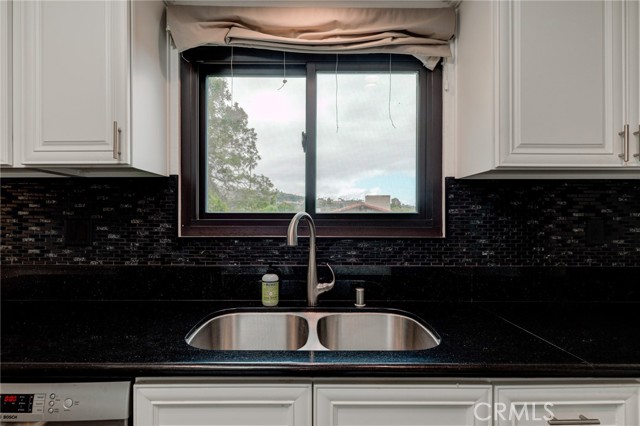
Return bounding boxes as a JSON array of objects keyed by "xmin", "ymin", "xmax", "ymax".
[{"xmin": 166, "ymin": 6, "xmax": 456, "ymax": 70}]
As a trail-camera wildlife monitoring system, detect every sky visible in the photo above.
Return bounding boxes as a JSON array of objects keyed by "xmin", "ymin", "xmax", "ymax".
[{"xmin": 226, "ymin": 71, "xmax": 418, "ymax": 207}]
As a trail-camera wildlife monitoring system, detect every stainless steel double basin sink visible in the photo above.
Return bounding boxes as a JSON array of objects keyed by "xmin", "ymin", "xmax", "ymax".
[{"xmin": 186, "ymin": 309, "xmax": 440, "ymax": 351}]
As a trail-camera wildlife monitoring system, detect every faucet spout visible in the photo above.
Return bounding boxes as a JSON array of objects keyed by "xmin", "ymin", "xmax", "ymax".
[{"xmin": 286, "ymin": 212, "xmax": 335, "ymax": 307}]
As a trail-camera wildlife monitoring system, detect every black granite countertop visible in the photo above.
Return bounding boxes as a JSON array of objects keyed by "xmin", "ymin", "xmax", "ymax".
[
  {"xmin": 2, "ymin": 299, "xmax": 639, "ymax": 379},
  {"xmin": 1, "ymin": 266, "xmax": 639, "ymax": 380}
]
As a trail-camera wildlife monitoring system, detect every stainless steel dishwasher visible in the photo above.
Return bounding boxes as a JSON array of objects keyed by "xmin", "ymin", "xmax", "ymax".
[{"xmin": 0, "ymin": 382, "xmax": 130, "ymax": 425}]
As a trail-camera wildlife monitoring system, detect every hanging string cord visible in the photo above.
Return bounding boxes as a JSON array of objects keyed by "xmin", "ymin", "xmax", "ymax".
[
  {"xmin": 388, "ymin": 54, "xmax": 397, "ymax": 129},
  {"xmin": 335, "ymin": 54, "xmax": 339, "ymax": 133},
  {"xmin": 277, "ymin": 51, "xmax": 288, "ymax": 90},
  {"xmin": 230, "ymin": 47, "xmax": 234, "ymax": 104}
]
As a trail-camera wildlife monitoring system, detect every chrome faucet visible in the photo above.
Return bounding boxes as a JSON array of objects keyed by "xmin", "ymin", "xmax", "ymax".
[{"xmin": 287, "ymin": 212, "xmax": 335, "ymax": 307}]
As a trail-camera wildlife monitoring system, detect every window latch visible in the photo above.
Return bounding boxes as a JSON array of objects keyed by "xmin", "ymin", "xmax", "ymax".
[{"xmin": 301, "ymin": 131, "xmax": 307, "ymax": 153}]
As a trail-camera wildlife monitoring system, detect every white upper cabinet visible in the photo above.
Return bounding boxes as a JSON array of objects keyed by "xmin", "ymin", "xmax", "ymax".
[
  {"xmin": 455, "ymin": 0, "xmax": 640, "ymax": 177},
  {"xmin": 0, "ymin": 0, "xmax": 11, "ymax": 166},
  {"xmin": 629, "ymin": 0, "xmax": 640, "ymax": 165},
  {"xmin": 500, "ymin": 1, "xmax": 622, "ymax": 168},
  {"xmin": 167, "ymin": 0, "xmax": 453, "ymax": 6},
  {"xmin": 7, "ymin": 0, "xmax": 167, "ymax": 176},
  {"xmin": 14, "ymin": 0, "xmax": 127, "ymax": 165}
]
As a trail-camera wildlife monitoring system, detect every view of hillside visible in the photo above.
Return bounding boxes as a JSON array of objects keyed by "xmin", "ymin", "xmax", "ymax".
[{"xmin": 275, "ymin": 192, "xmax": 415, "ymax": 214}]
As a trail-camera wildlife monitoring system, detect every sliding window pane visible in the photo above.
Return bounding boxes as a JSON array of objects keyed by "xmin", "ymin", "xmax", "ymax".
[
  {"xmin": 316, "ymin": 71, "xmax": 418, "ymax": 214},
  {"xmin": 205, "ymin": 76, "xmax": 306, "ymax": 213}
]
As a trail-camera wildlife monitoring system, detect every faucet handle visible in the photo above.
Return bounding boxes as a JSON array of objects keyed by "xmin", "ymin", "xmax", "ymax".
[{"xmin": 317, "ymin": 263, "xmax": 336, "ymax": 294}]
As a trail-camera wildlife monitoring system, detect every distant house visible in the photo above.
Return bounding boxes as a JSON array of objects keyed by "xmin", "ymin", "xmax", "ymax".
[{"xmin": 332, "ymin": 195, "xmax": 391, "ymax": 213}]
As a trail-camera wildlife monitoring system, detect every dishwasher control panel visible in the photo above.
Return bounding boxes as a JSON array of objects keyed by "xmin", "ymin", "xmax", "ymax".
[{"xmin": 0, "ymin": 382, "xmax": 130, "ymax": 422}]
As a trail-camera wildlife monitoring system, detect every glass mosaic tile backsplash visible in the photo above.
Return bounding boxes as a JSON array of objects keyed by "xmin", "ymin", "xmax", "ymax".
[{"xmin": 1, "ymin": 177, "xmax": 639, "ymax": 266}]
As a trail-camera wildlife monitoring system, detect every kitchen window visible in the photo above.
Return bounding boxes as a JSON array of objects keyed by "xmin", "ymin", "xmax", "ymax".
[{"xmin": 180, "ymin": 47, "xmax": 442, "ymax": 237}]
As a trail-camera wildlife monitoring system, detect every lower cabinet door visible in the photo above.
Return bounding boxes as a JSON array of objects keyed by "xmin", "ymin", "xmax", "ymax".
[
  {"xmin": 314, "ymin": 384, "xmax": 492, "ymax": 426},
  {"xmin": 134, "ymin": 382, "xmax": 312, "ymax": 426},
  {"xmin": 495, "ymin": 384, "xmax": 640, "ymax": 426}
]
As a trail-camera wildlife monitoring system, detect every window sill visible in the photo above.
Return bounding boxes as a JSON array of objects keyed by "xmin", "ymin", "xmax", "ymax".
[{"xmin": 179, "ymin": 219, "xmax": 443, "ymax": 238}]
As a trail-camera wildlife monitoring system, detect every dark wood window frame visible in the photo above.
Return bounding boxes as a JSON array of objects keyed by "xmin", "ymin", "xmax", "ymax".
[{"xmin": 180, "ymin": 47, "xmax": 443, "ymax": 238}]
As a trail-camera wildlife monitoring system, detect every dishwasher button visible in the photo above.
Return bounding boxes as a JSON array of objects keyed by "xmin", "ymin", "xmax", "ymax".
[
  {"xmin": 49, "ymin": 393, "xmax": 56, "ymax": 399},
  {"xmin": 49, "ymin": 400, "xmax": 55, "ymax": 406},
  {"xmin": 48, "ymin": 408, "xmax": 54, "ymax": 414},
  {"xmin": 64, "ymin": 398, "xmax": 73, "ymax": 409}
]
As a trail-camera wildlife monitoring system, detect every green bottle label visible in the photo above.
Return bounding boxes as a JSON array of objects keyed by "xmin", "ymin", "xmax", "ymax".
[{"xmin": 262, "ymin": 280, "xmax": 279, "ymax": 306}]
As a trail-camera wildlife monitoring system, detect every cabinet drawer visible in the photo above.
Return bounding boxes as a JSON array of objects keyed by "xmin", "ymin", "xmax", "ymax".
[
  {"xmin": 495, "ymin": 385, "xmax": 640, "ymax": 426},
  {"xmin": 134, "ymin": 382, "xmax": 312, "ymax": 426},
  {"xmin": 315, "ymin": 384, "xmax": 491, "ymax": 426}
]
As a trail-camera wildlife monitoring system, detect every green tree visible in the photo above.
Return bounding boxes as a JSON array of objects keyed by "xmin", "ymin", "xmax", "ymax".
[
  {"xmin": 206, "ymin": 77, "xmax": 278, "ymax": 212},
  {"xmin": 391, "ymin": 197, "xmax": 402, "ymax": 210}
]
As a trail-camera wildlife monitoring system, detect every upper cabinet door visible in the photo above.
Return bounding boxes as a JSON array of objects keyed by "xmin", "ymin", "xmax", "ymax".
[
  {"xmin": 628, "ymin": 0, "xmax": 640, "ymax": 165},
  {"xmin": 0, "ymin": 0, "xmax": 11, "ymax": 166},
  {"xmin": 455, "ymin": 0, "xmax": 640, "ymax": 177},
  {"xmin": 14, "ymin": 0, "xmax": 128, "ymax": 165},
  {"xmin": 498, "ymin": 0, "xmax": 628, "ymax": 168}
]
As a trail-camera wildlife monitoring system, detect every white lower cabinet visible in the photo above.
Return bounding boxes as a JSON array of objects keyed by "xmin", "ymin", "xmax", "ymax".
[
  {"xmin": 134, "ymin": 381, "xmax": 312, "ymax": 426},
  {"xmin": 134, "ymin": 380, "xmax": 639, "ymax": 426},
  {"xmin": 314, "ymin": 383, "xmax": 491, "ymax": 426},
  {"xmin": 495, "ymin": 384, "xmax": 640, "ymax": 426},
  {"xmin": 134, "ymin": 380, "xmax": 491, "ymax": 426}
]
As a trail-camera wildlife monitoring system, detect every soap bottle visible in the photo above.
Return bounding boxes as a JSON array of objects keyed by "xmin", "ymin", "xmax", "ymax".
[{"xmin": 261, "ymin": 265, "xmax": 279, "ymax": 307}]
